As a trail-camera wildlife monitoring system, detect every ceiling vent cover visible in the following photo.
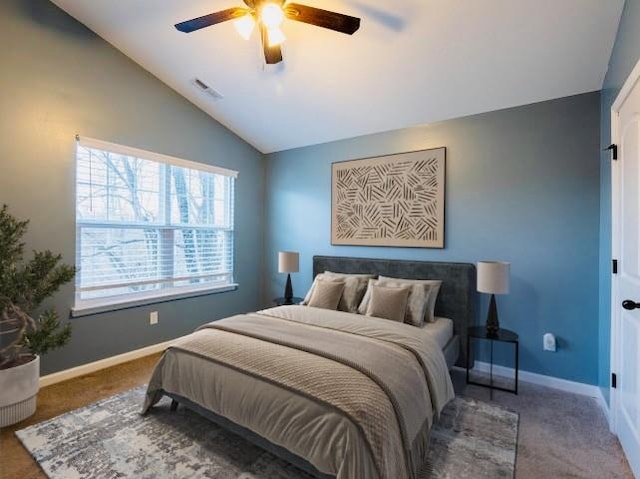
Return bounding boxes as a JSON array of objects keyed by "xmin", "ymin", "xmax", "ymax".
[{"xmin": 192, "ymin": 78, "xmax": 224, "ymax": 101}]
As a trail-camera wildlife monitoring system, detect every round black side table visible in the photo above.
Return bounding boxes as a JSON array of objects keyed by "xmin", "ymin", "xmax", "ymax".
[{"xmin": 466, "ymin": 326, "xmax": 519, "ymax": 398}]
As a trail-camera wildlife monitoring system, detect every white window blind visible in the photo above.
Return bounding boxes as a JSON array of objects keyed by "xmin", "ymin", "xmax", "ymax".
[{"xmin": 74, "ymin": 137, "xmax": 237, "ymax": 313}]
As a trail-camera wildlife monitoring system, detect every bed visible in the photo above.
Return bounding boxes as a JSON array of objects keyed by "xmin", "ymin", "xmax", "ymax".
[
  {"xmin": 143, "ymin": 256, "xmax": 476, "ymax": 479},
  {"xmin": 311, "ymin": 256, "xmax": 476, "ymax": 369}
]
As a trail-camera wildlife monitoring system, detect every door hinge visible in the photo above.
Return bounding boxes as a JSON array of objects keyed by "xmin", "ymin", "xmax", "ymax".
[
  {"xmin": 612, "ymin": 373, "xmax": 617, "ymax": 389},
  {"xmin": 613, "ymin": 259, "xmax": 618, "ymax": 274},
  {"xmin": 605, "ymin": 144, "xmax": 618, "ymax": 160}
]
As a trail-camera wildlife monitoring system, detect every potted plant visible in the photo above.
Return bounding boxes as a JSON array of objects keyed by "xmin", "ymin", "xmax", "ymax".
[{"xmin": 0, "ymin": 205, "xmax": 75, "ymax": 427}]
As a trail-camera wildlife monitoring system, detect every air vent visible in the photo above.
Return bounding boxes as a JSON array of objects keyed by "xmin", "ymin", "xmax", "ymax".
[{"xmin": 192, "ymin": 78, "xmax": 224, "ymax": 101}]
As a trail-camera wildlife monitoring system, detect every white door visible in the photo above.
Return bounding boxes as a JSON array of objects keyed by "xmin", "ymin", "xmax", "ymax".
[{"xmin": 612, "ymin": 60, "xmax": 640, "ymax": 479}]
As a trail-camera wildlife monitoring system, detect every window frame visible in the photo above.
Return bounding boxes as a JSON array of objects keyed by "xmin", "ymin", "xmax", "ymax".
[{"xmin": 72, "ymin": 137, "xmax": 238, "ymax": 317}]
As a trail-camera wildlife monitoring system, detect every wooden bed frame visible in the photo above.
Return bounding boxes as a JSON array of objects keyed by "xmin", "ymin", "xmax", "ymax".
[{"xmin": 165, "ymin": 256, "xmax": 477, "ymax": 478}]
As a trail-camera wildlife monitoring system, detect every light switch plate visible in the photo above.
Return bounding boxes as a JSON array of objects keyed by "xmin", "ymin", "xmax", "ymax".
[{"xmin": 149, "ymin": 311, "xmax": 159, "ymax": 325}]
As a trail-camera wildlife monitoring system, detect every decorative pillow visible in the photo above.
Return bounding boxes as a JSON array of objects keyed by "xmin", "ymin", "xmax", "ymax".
[
  {"xmin": 324, "ymin": 271, "xmax": 374, "ymax": 312},
  {"xmin": 358, "ymin": 277, "xmax": 442, "ymax": 325},
  {"xmin": 307, "ymin": 280, "xmax": 346, "ymax": 310},
  {"xmin": 303, "ymin": 272, "xmax": 374, "ymax": 313},
  {"xmin": 366, "ymin": 284, "xmax": 411, "ymax": 322},
  {"xmin": 302, "ymin": 274, "xmax": 327, "ymax": 305},
  {"xmin": 380, "ymin": 280, "xmax": 432, "ymax": 326},
  {"xmin": 302, "ymin": 274, "xmax": 341, "ymax": 304},
  {"xmin": 357, "ymin": 278, "xmax": 379, "ymax": 315},
  {"xmin": 378, "ymin": 276, "xmax": 442, "ymax": 324}
]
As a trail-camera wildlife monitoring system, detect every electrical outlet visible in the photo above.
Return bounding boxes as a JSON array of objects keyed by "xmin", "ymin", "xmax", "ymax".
[
  {"xmin": 543, "ymin": 333, "xmax": 556, "ymax": 352},
  {"xmin": 149, "ymin": 311, "xmax": 159, "ymax": 325}
]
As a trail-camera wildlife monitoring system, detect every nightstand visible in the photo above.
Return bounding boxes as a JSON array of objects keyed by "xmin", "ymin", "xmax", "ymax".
[
  {"xmin": 273, "ymin": 297, "xmax": 303, "ymax": 306},
  {"xmin": 466, "ymin": 326, "xmax": 519, "ymax": 397}
]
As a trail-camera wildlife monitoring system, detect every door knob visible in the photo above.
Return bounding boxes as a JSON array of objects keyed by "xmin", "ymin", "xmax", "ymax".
[{"xmin": 622, "ymin": 300, "xmax": 640, "ymax": 310}]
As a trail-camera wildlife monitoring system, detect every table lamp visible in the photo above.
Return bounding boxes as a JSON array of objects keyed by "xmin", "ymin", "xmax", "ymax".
[
  {"xmin": 278, "ymin": 251, "xmax": 299, "ymax": 304},
  {"xmin": 477, "ymin": 261, "xmax": 510, "ymax": 335}
]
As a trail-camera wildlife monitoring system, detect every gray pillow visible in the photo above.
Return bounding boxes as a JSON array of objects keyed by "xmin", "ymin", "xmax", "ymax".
[
  {"xmin": 357, "ymin": 278, "xmax": 380, "ymax": 315},
  {"xmin": 378, "ymin": 276, "xmax": 442, "ymax": 324},
  {"xmin": 303, "ymin": 272, "xmax": 374, "ymax": 313},
  {"xmin": 386, "ymin": 280, "xmax": 435, "ymax": 326},
  {"xmin": 323, "ymin": 271, "xmax": 374, "ymax": 313},
  {"xmin": 366, "ymin": 284, "xmax": 411, "ymax": 322},
  {"xmin": 359, "ymin": 276, "xmax": 442, "ymax": 325},
  {"xmin": 307, "ymin": 280, "xmax": 346, "ymax": 310}
]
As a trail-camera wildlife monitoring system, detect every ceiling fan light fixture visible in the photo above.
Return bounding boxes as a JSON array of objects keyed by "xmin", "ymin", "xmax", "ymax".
[
  {"xmin": 174, "ymin": 1, "xmax": 362, "ymax": 66},
  {"xmin": 233, "ymin": 13, "xmax": 256, "ymax": 40},
  {"xmin": 261, "ymin": 3, "xmax": 285, "ymax": 29},
  {"xmin": 267, "ymin": 26, "xmax": 286, "ymax": 47}
]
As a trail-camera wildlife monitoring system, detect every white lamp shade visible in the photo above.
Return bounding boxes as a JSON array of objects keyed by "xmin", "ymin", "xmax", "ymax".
[
  {"xmin": 477, "ymin": 261, "xmax": 510, "ymax": 294},
  {"xmin": 278, "ymin": 251, "xmax": 299, "ymax": 273}
]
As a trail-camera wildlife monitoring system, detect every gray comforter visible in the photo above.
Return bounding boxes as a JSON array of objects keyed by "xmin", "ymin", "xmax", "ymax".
[{"xmin": 143, "ymin": 306, "xmax": 454, "ymax": 479}]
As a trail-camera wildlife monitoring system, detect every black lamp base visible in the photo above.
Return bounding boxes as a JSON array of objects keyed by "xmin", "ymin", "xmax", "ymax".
[
  {"xmin": 486, "ymin": 294, "xmax": 500, "ymax": 336},
  {"xmin": 284, "ymin": 273, "xmax": 293, "ymax": 304}
]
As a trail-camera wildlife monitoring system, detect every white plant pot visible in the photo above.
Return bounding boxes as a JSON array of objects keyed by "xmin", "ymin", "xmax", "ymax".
[{"xmin": 0, "ymin": 355, "xmax": 40, "ymax": 427}]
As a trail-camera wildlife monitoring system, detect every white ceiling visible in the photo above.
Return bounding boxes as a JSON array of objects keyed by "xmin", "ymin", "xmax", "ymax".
[{"xmin": 51, "ymin": 0, "xmax": 623, "ymax": 153}]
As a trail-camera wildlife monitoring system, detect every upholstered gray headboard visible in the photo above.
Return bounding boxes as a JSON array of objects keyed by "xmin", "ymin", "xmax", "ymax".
[{"xmin": 313, "ymin": 255, "xmax": 476, "ymax": 367}]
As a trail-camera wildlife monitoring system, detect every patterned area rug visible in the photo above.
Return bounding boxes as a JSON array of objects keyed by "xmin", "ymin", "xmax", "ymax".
[{"xmin": 16, "ymin": 387, "xmax": 518, "ymax": 478}]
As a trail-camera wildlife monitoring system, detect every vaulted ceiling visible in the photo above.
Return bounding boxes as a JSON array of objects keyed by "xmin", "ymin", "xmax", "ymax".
[{"xmin": 51, "ymin": 0, "xmax": 623, "ymax": 153}]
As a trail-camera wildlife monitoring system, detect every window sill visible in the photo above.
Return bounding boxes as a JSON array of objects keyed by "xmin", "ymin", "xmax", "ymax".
[{"xmin": 71, "ymin": 283, "xmax": 239, "ymax": 317}]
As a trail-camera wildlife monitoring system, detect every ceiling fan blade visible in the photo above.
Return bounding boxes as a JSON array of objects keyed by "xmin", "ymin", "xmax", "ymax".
[
  {"xmin": 260, "ymin": 24, "xmax": 283, "ymax": 64},
  {"xmin": 175, "ymin": 8, "xmax": 249, "ymax": 33},
  {"xmin": 284, "ymin": 3, "xmax": 361, "ymax": 35}
]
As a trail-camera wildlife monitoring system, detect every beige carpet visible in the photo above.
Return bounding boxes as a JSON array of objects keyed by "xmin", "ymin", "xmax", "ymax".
[{"xmin": 451, "ymin": 369, "xmax": 633, "ymax": 478}]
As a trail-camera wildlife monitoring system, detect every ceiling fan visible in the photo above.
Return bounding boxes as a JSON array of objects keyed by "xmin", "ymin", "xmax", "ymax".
[{"xmin": 175, "ymin": 0, "xmax": 361, "ymax": 64}]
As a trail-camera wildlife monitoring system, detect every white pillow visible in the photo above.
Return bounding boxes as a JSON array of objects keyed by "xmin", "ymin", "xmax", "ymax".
[
  {"xmin": 302, "ymin": 274, "xmax": 327, "ymax": 305},
  {"xmin": 357, "ymin": 278, "xmax": 379, "ymax": 315}
]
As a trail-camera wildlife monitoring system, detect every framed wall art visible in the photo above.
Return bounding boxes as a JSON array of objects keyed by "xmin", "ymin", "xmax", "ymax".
[{"xmin": 331, "ymin": 147, "xmax": 445, "ymax": 248}]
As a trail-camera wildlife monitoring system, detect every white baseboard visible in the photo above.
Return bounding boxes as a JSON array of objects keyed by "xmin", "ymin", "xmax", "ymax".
[
  {"xmin": 459, "ymin": 361, "xmax": 602, "ymax": 398},
  {"xmin": 39, "ymin": 338, "xmax": 181, "ymax": 388}
]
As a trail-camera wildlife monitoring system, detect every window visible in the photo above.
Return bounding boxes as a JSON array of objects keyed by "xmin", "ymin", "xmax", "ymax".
[{"xmin": 74, "ymin": 137, "xmax": 237, "ymax": 314}]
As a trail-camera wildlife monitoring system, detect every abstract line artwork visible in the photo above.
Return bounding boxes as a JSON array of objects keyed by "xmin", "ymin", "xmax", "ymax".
[{"xmin": 331, "ymin": 148, "xmax": 445, "ymax": 248}]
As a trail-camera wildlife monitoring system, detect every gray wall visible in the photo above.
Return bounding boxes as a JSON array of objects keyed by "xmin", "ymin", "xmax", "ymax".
[
  {"xmin": 598, "ymin": 0, "xmax": 640, "ymax": 403},
  {"xmin": 0, "ymin": 0, "xmax": 265, "ymax": 374},
  {"xmin": 265, "ymin": 93, "xmax": 602, "ymax": 385}
]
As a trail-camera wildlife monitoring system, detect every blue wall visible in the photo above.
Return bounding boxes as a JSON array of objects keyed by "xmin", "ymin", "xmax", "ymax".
[
  {"xmin": 599, "ymin": 0, "xmax": 640, "ymax": 403},
  {"xmin": 265, "ymin": 92, "xmax": 601, "ymax": 385}
]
